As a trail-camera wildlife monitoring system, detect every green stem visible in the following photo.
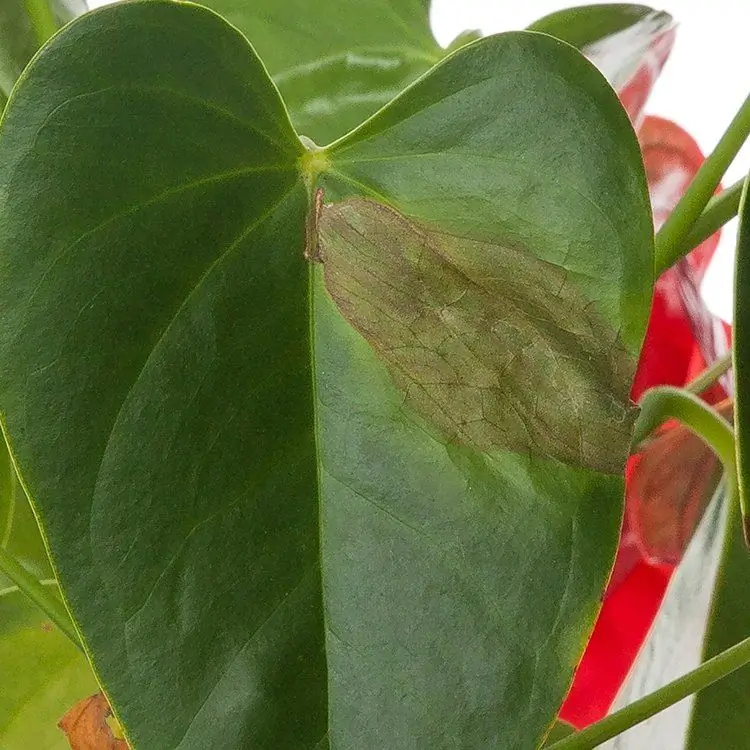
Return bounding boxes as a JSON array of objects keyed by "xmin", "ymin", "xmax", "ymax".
[
  {"xmin": 548, "ymin": 634, "xmax": 750, "ymax": 749},
  {"xmin": 677, "ymin": 178, "xmax": 745, "ymax": 258},
  {"xmin": 632, "ymin": 385, "xmax": 744, "ymax": 533},
  {"xmin": 654, "ymin": 95, "xmax": 750, "ymax": 277},
  {"xmin": 686, "ymin": 352, "xmax": 733, "ymax": 394},
  {"xmin": 23, "ymin": 0, "xmax": 58, "ymax": 47},
  {"xmin": 0, "ymin": 546, "xmax": 81, "ymax": 649}
]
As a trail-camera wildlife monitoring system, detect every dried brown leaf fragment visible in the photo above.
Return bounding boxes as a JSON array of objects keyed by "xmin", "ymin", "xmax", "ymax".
[{"xmin": 59, "ymin": 692, "xmax": 128, "ymax": 750}]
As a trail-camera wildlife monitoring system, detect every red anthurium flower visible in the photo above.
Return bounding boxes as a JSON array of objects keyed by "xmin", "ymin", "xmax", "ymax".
[{"xmin": 559, "ymin": 33, "xmax": 731, "ymax": 729}]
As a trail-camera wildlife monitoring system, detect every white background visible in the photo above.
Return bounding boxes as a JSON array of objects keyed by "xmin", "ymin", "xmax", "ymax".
[{"xmin": 88, "ymin": 0, "xmax": 750, "ymax": 323}]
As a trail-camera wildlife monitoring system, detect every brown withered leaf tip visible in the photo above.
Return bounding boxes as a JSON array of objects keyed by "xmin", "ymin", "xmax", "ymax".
[
  {"xmin": 58, "ymin": 693, "xmax": 128, "ymax": 750},
  {"xmin": 319, "ymin": 198, "xmax": 636, "ymax": 474}
]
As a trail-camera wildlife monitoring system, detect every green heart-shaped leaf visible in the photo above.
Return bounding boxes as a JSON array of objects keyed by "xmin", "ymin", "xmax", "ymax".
[
  {"xmin": 311, "ymin": 32, "xmax": 651, "ymax": 746},
  {"xmin": 0, "ymin": 3, "xmax": 653, "ymax": 747}
]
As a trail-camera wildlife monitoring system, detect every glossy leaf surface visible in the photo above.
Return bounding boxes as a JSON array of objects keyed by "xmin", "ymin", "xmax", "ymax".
[
  {"xmin": 0, "ymin": 4, "xmax": 653, "ymax": 748},
  {"xmin": 0, "ymin": 3, "xmax": 317, "ymax": 747},
  {"xmin": 315, "ymin": 31, "xmax": 652, "ymax": 748},
  {"xmin": 203, "ymin": 0, "xmax": 442, "ymax": 143}
]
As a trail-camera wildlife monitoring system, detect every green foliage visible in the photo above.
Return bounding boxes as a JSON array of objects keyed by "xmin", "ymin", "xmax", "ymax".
[
  {"xmin": 528, "ymin": 3, "xmax": 670, "ymax": 49},
  {"xmin": 0, "ymin": 442, "xmax": 97, "ymax": 750},
  {"xmin": 686, "ymin": 499, "xmax": 750, "ymax": 747},
  {"xmin": 584, "ymin": 173, "xmax": 750, "ymax": 749},
  {"xmin": 0, "ymin": 0, "xmax": 85, "ymax": 102},
  {"xmin": 698, "ymin": 175, "xmax": 750, "ymax": 748},
  {"xmin": 0, "ymin": 2, "xmax": 654, "ymax": 747},
  {"xmin": 544, "ymin": 720, "xmax": 577, "ymax": 745},
  {"xmin": 529, "ymin": 3, "xmax": 673, "ymax": 101},
  {"xmin": 736, "ymin": 178, "xmax": 750, "ymax": 562},
  {"xmin": 199, "ymin": 0, "xmax": 442, "ymax": 144}
]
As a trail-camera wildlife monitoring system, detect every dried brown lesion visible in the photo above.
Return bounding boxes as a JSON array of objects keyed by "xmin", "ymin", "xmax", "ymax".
[
  {"xmin": 304, "ymin": 187, "xmax": 325, "ymax": 264},
  {"xmin": 318, "ymin": 197, "xmax": 637, "ymax": 475},
  {"xmin": 58, "ymin": 692, "xmax": 128, "ymax": 749}
]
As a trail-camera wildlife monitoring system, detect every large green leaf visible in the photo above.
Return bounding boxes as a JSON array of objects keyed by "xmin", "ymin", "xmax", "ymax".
[
  {"xmin": 0, "ymin": 0, "xmax": 86, "ymax": 102},
  {"xmin": 0, "ymin": 3, "xmax": 316, "ymax": 748},
  {"xmin": 0, "ymin": 441, "xmax": 98, "ymax": 748},
  {"xmin": 0, "ymin": 2, "xmax": 653, "ymax": 748},
  {"xmin": 314, "ymin": 33, "xmax": 651, "ymax": 747},
  {"xmin": 201, "ymin": 0, "xmax": 443, "ymax": 143}
]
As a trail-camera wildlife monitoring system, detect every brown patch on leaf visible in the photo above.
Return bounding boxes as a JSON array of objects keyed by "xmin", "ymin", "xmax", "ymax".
[
  {"xmin": 58, "ymin": 693, "xmax": 128, "ymax": 750},
  {"xmin": 319, "ymin": 198, "xmax": 636, "ymax": 473},
  {"xmin": 304, "ymin": 187, "xmax": 325, "ymax": 263},
  {"xmin": 628, "ymin": 398, "xmax": 733, "ymax": 564}
]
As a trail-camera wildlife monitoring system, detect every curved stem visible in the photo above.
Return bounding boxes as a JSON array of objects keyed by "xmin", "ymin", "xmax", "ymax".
[
  {"xmin": 0, "ymin": 545, "xmax": 81, "ymax": 649},
  {"xmin": 23, "ymin": 0, "xmax": 58, "ymax": 47},
  {"xmin": 654, "ymin": 95, "xmax": 750, "ymax": 277},
  {"xmin": 687, "ymin": 352, "xmax": 733, "ymax": 394},
  {"xmin": 547, "ymin": 634, "xmax": 750, "ymax": 749},
  {"xmin": 677, "ymin": 178, "xmax": 745, "ymax": 258},
  {"xmin": 632, "ymin": 386, "xmax": 744, "ymax": 540}
]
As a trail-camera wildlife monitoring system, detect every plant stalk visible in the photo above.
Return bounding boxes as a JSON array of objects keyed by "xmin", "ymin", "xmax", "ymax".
[
  {"xmin": 687, "ymin": 352, "xmax": 733, "ymax": 394},
  {"xmin": 548, "ymin": 634, "xmax": 750, "ymax": 749},
  {"xmin": 678, "ymin": 178, "xmax": 745, "ymax": 258},
  {"xmin": 0, "ymin": 545, "xmax": 81, "ymax": 649},
  {"xmin": 23, "ymin": 0, "xmax": 58, "ymax": 47},
  {"xmin": 654, "ymin": 95, "xmax": 750, "ymax": 276},
  {"xmin": 631, "ymin": 386, "xmax": 746, "ymax": 543}
]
